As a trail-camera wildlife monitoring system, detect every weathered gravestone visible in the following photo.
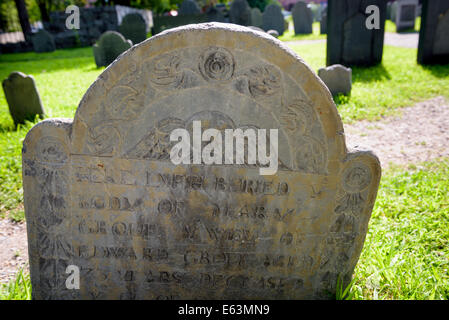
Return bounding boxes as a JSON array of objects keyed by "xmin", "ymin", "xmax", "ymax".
[
  {"xmin": 327, "ymin": 0, "xmax": 387, "ymax": 66},
  {"xmin": 119, "ymin": 13, "xmax": 147, "ymax": 45},
  {"xmin": 262, "ymin": 4, "xmax": 285, "ymax": 35},
  {"xmin": 320, "ymin": 8, "xmax": 327, "ymax": 34},
  {"xmin": 206, "ymin": 6, "xmax": 225, "ymax": 23},
  {"xmin": 93, "ymin": 31, "xmax": 132, "ymax": 68},
  {"xmin": 31, "ymin": 29, "xmax": 55, "ymax": 53},
  {"xmin": 2, "ymin": 72, "xmax": 45, "ymax": 126},
  {"xmin": 179, "ymin": 0, "xmax": 201, "ymax": 15},
  {"xmin": 418, "ymin": 0, "xmax": 449, "ymax": 65},
  {"xmin": 251, "ymin": 8, "xmax": 263, "ymax": 28},
  {"xmin": 23, "ymin": 23, "xmax": 381, "ymax": 300},
  {"xmin": 318, "ymin": 64, "xmax": 352, "ymax": 96},
  {"xmin": 395, "ymin": 0, "xmax": 418, "ymax": 32},
  {"xmin": 292, "ymin": 1, "xmax": 313, "ymax": 35},
  {"xmin": 229, "ymin": 0, "xmax": 251, "ymax": 26}
]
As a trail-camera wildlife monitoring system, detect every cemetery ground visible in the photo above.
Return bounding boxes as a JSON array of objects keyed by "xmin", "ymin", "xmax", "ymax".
[{"xmin": 0, "ymin": 40, "xmax": 448, "ymax": 300}]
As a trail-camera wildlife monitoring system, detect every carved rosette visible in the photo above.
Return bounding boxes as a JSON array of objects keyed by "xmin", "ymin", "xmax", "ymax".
[{"xmin": 199, "ymin": 47, "xmax": 235, "ymax": 81}]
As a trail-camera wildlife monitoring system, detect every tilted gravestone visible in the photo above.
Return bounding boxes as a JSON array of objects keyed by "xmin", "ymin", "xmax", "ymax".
[
  {"xmin": 179, "ymin": 0, "xmax": 201, "ymax": 15},
  {"xmin": 93, "ymin": 31, "xmax": 132, "ymax": 68},
  {"xmin": 327, "ymin": 0, "xmax": 387, "ymax": 66},
  {"xmin": 2, "ymin": 72, "xmax": 45, "ymax": 127},
  {"xmin": 31, "ymin": 29, "xmax": 55, "ymax": 53},
  {"xmin": 418, "ymin": 0, "xmax": 449, "ymax": 65},
  {"xmin": 251, "ymin": 8, "xmax": 263, "ymax": 28},
  {"xmin": 395, "ymin": 0, "xmax": 418, "ymax": 32},
  {"xmin": 229, "ymin": 0, "xmax": 252, "ymax": 26},
  {"xmin": 23, "ymin": 23, "xmax": 381, "ymax": 300},
  {"xmin": 318, "ymin": 64, "xmax": 352, "ymax": 96},
  {"xmin": 119, "ymin": 13, "xmax": 147, "ymax": 45},
  {"xmin": 292, "ymin": 1, "xmax": 313, "ymax": 35},
  {"xmin": 262, "ymin": 4, "xmax": 285, "ymax": 35}
]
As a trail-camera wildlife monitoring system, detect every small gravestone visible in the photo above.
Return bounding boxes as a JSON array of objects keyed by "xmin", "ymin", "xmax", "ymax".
[
  {"xmin": 119, "ymin": 13, "xmax": 147, "ymax": 45},
  {"xmin": 247, "ymin": 26, "xmax": 264, "ymax": 33},
  {"xmin": 31, "ymin": 29, "xmax": 55, "ymax": 53},
  {"xmin": 320, "ymin": 8, "xmax": 327, "ymax": 34},
  {"xmin": 23, "ymin": 23, "xmax": 380, "ymax": 300},
  {"xmin": 267, "ymin": 29, "xmax": 279, "ymax": 38},
  {"xmin": 250, "ymin": 8, "xmax": 263, "ymax": 28},
  {"xmin": 206, "ymin": 6, "xmax": 225, "ymax": 23},
  {"xmin": 229, "ymin": 0, "xmax": 251, "ymax": 26},
  {"xmin": 327, "ymin": 0, "xmax": 387, "ymax": 66},
  {"xmin": 179, "ymin": 0, "xmax": 201, "ymax": 15},
  {"xmin": 93, "ymin": 31, "xmax": 132, "ymax": 68},
  {"xmin": 262, "ymin": 4, "xmax": 285, "ymax": 35},
  {"xmin": 395, "ymin": 0, "xmax": 418, "ymax": 32},
  {"xmin": 292, "ymin": 1, "xmax": 313, "ymax": 35},
  {"xmin": 2, "ymin": 72, "xmax": 45, "ymax": 127},
  {"xmin": 318, "ymin": 64, "xmax": 352, "ymax": 96},
  {"xmin": 418, "ymin": 0, "xmax": 449, "ymax": 64}
]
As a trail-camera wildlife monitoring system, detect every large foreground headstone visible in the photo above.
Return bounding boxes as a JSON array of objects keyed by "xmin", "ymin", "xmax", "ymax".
[
  {"xmin": 292, "ymin": 1, "xmax": 313, "ymax": 34},
  {"xmin": 418, "ymin": 0, "xmax": 449, "ymax": 65},
  {"xmin": 229, "ymin": 0, "xmax": 251, "ymax": 26},
  {"xmin": 395, "ymin": 0, "xmax": 418, "ymax": 32},
  {"xmin": 262, "ymin": 4, "xmax": 285, "ymax": 35},
  {"xmin": 327, "ymin": 0, "xmax": 387, "ymax": 66},
  {"xmin": 93, "ymin": 31, "xmax": 132, "ymax": 68},
  {"xmin": 2, "ymin": 72, "xmax": 45, "ymax": 126},
  {"xmin": 119, "ymin": 13, "xmax": 147, "ymax": 45},
  {"xmin": 23, "ymin": 23, "xmax": 381, "ymax": 300}
]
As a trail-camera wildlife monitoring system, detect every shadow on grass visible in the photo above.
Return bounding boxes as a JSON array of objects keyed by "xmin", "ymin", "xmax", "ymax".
[
  {"xmin": 352, "ymin": 64, "xmax": 392, "ymax": 83},
  {"xmin": 420, "ymin": 63, "xmax": 449, "ymax": 79}
]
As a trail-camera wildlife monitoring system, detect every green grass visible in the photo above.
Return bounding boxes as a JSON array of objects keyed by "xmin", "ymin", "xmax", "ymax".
[
  {"xmin": 2, "ymin": 159, "xmax": 448, "ymax": 300},
  {"xmin": 279, "ymin": 21, "xmax": 326, "ymax": 42},
  {"xmin": 0, "ymin": 269, "xmax": 31, "ymax": 300}
]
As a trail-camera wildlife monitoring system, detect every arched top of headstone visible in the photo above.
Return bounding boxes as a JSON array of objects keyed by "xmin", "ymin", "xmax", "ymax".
[{"xmin": 73, "ymin": 23, "xmax": 349, "ymax": 175}]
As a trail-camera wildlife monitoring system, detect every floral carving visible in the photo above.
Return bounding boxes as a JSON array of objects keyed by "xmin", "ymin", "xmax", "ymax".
[{"xmin": 245, "ymin": 65, "xmax": 281, "ymax": 98}]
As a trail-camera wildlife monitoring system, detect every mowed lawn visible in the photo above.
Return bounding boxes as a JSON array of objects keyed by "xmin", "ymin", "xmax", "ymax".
[{"xmin": 0, "ymin": 42, "xmax": 448, "ymax": 299}]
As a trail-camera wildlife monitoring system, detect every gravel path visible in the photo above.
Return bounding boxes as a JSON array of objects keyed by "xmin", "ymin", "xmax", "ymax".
[{"xmin": 1, "ymin": 96, "xmax": 448, "ymax": 284}]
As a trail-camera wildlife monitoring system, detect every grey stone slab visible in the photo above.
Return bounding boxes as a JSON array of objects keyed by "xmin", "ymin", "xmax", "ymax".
[
  {"xmin": 262, "ymin": 4, "xmax": 285, "ymax": 35},
  {"xmin": 206, "ymin": 6, "xmax": 225, "ymax": 23},
  {"xmin": 251, "ymin": 8, "xmax": 263, "ymax": 28},
  {"xmin": 418, "ymin": 0, "xmax": 449, "ymax": 64},
  {"xmin": 179, "ymin": 0, "xmax": 201, "ymax": 15},
  {"xmin": 326, "ymin": 0, "xmax": 387, "ymax": 67},
  {"xmin": 292, "ymin": 1, "xmax": 313, "ymax": 35},
  {"xmin": 2, "ymin": 72, "xmax": 45, "ymax": 126},
  {"xmin": 31, "ymin": 29, "xmax": 55, "ymax": 53},
  {"xmin": 395, "ymin": 0, "xmax": 418, "ymax": 32},
  {"xmin": 229, "ymin": 0, "xmax": 251, "ymax": 26},
  {"xmin": 92, "ymin": 31, "xmax": 132, "ymax": 68},
  {"xmin": 119, "ymin": 13, "xmax": 147, "ymax": 45},
  {"xmin": 318, "ymin": 64, "xmax": 352, "ymax": 96},
  {"xmin": 23, "ymin": 23, "xmax": 381, "ymax": 300}
]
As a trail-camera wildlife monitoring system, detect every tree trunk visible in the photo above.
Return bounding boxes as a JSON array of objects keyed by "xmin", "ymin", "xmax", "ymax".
[
  {"xmin": 37, "ymin": 1, "xmax": 50, "ymax": 23},
  {"xmin": 14, "ymin": 0, "xmax": 32, "ymax": 41}
]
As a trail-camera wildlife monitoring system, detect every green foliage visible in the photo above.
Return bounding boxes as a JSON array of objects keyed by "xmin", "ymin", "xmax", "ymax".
[{"xmin": 0, "ymin": 269, "xmax": 31, "ymax": 300}]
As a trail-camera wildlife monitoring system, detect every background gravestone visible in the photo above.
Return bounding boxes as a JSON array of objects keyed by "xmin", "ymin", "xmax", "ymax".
[
  {"xmin": 250, "ymin": 7, "xmax": 263, "ymax": 28},
  {"xmin": 318, "ymin": 64, "xmax": 352, "ymax": 96},
  {"xmin": 206, "ymin": 6, "xmax": 225, "ymax": 23},
  {"xmin": 178, "ymin": 0, "xmax": 201, "ymax": 15},
  {"xmin": 119, "ymin": 13, "xmax": 147, "ymax": 45},
  {"xmin": 31, "ymin": 29, "xmax": 55, "ymax": 53},
  {"xmin": 395, "ymin": 0, "xmax": 418, "ymax": 32},
  {"xmin": 327, "ymin": 0, "xmax": 387, "ymax": 67},
  {"xmin": 418, "ymin": 0, "xmax": 449, "ymax": 65},
  {"xmin": 262, "ymin": 4, "xmax": 285, "ymax": 35},
  {"xmin": 93, "ymin": 31, "xmax": 132, "ymax": 68},
  {"xmin": 292, "ymin": 1, "xmax": 313, "ymax": 35},
  {"xmin": 229, "ymin": 0, "xmax": 251, "ymax": 26},
  {"xmin": 320, "ymin": 7, "xmax": 327, "ymax": 34},
  {"xmin": 2, "ymin": 72, "xmax": 45, "ymax": 126},
  {"xmin": 23, "ymin": 23, "xmax": 381, "ymax": 300}
]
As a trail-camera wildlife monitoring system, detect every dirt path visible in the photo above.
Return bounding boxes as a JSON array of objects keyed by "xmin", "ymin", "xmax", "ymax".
[{"xmin": 1, "ymin": 96, "xmax": 448, "ymax": 284}]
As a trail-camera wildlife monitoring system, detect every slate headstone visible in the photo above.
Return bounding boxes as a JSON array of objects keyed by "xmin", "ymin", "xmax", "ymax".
[
  {"xmin": 262, "ymin": 4, "xmax": 285, "ymax": 35},
  {"xmin": 2, "ymin": 72, "xmax": 45, "ymax": 126},
  {"xmin": 23, "ymin": 23, "xmax": 381, "ymax": 300},
  {"xmin": 395, "ymin": 0, "xmax": 418, "ymax": 32},
  {"xmin": 206, "ymin": 6, "xmax": 225, "ymax": 23},
  {"xmin": 93, "ymin": 31, "xmax": 132, "ymax": 68},
  {"xmin": 31, "ymin": 29, "xmax": 55, "ymax": 53},
  {"xmin": 327, "ymin": 0, "xmax": 387, "ymax": 67},
  {"xmin": 318, "ymin": 64, "xmax": 352, "ymax": 96},
  {"xmin": 250, "ymin": 8, "xmax": 263, "ymax": 28},
  {"xmin": 119, "ymin": 13, "xmax": 147, "ymax": 45},
  {"xmin": 292, "ymin": 1, "xmax": 313, "ymax": 35},
  {"xmin": 417, "ymin": 0, "xmax": 449, "ymax": 65},
  {"xmin": 320, "ymin": 8, "xmax": 327, "ymax": 34},
  {"xmin": 229, "ymin": 0, "xmax": 251, "ymax": 26},
  {"xmin": 179, "ymin": 0, "xmax": 201, "ymax": 15}
]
